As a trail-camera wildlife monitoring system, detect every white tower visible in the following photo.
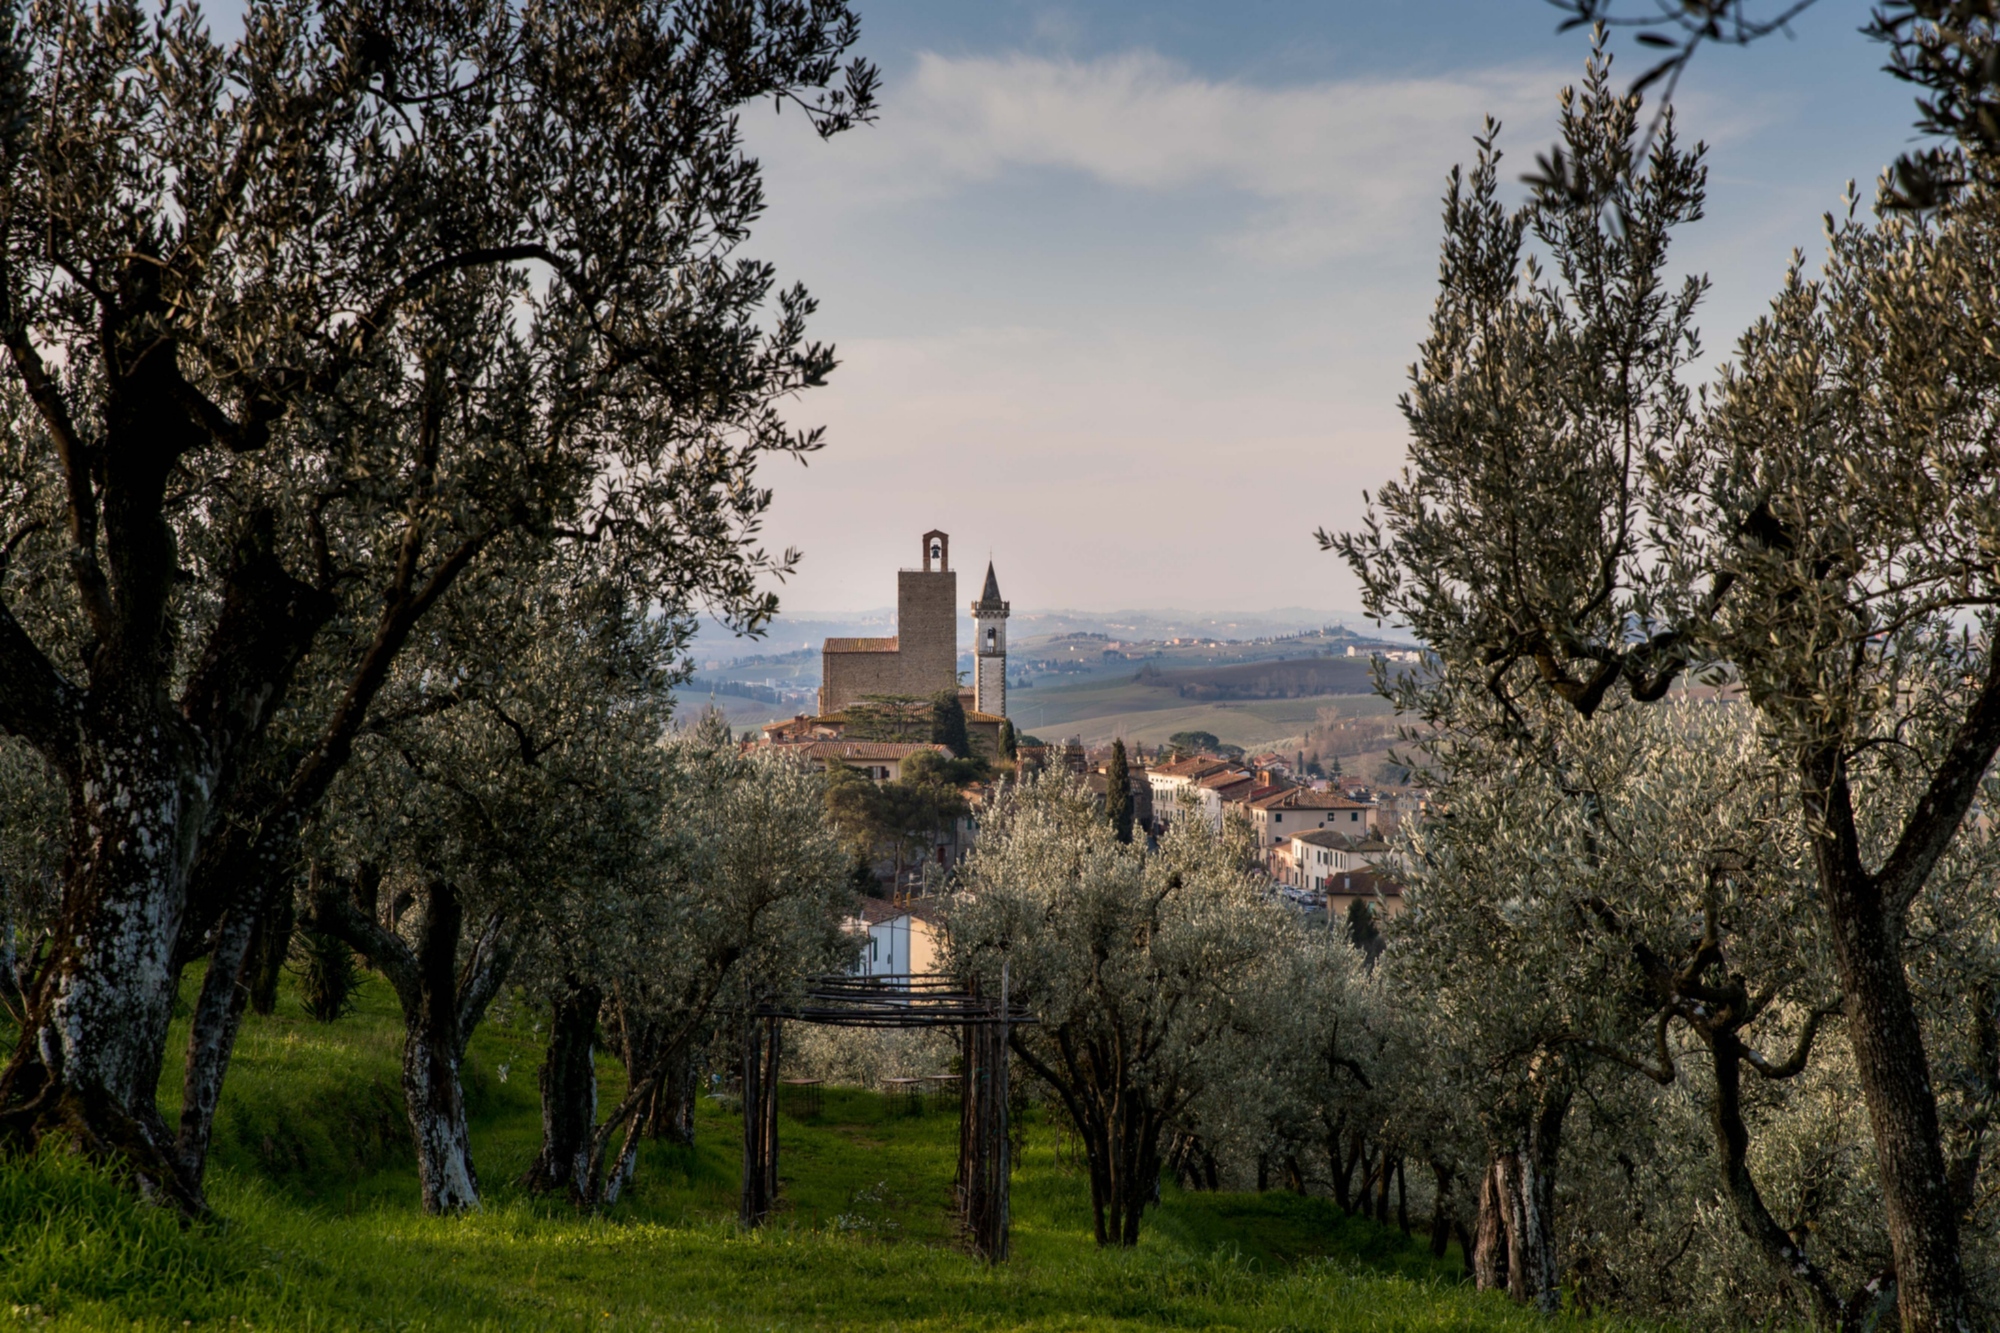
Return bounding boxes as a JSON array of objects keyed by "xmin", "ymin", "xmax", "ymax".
[{"xmin": 971, "ymin": 561, "xmax": 1009, "ymax": 718}]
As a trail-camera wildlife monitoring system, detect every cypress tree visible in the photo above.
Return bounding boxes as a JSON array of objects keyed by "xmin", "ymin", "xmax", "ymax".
[
  {"xmin": 931, "ymin": 690, "xmax": 972, "ymax": 759},
  {"xmin": 1345, "ymin": 898, "xmax": 1383, "ymax": 969},
  {"xmin": 1106, "ymin": 738, "xmax": 1134, "ymax": 843},
  {"xmin": 998, "ymin": 718, "xmax": 1017, "ymax": 763}
]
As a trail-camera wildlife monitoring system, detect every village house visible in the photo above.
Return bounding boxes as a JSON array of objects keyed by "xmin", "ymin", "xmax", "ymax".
[
  {"xmin": 1280, "ymin": 828, "xmax": 1393, "ymax": 890},
  {"xmin": 1188, "ymin": 767, "xmax": 1263, "ymax": 830},
  {"xmin": 848, "ymin": 897, "xmax": 944, "ymax": 982},
  {"xmin": 1243, "ymin": 786, "xmax": 1378, "ymax": 854},
  {"xmin": 770, "ymin": 739, "xmax": 952, "ymax": 783},
  {"xmin": 1323, "ymin": 867, "xmax": 1406, "ymax": 923},
  {"xmin": 1145, "ymin": 754, "xmax": 1244, "ymax": 827}
]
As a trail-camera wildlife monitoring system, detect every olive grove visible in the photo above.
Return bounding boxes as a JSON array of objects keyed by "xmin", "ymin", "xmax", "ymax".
[
  {"xmin": 0, "ymin": 0, "xmax": 872, "ymax": 1210},
  {"xmin": 1321, "ymin": 41, "xmax": 2000, "ymax": 1333}
]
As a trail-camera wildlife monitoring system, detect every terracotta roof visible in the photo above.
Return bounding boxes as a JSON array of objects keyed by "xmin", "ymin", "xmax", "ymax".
[
  {"xmin": 1292, "ymin": 829, "xmax": 1368, "ymax": 850},
  {"xmin": 1324, "ymin": 869, "xmax": 1404, "ymax": 898},
  {"xmin": 1151, "ymin": 755, "xmax": 1236, "ymax": 780},
  {"xmin": 824, "ymin": 636, "xmax": 899, "ymax": 653},
  {"xmin": 852, "ymin": 897, "xmax": 947, "ymax": 927},
  {"xmin": 965, "ymin": 710, "xmax": 1005, "ymax": 724},
  {"xmin": 798, "ymin": 741, "xmax": 950, "ymax": 763},
  {"xmin": 1249, "ymin": 788, "xmax": 1374, "ymax": 812}
]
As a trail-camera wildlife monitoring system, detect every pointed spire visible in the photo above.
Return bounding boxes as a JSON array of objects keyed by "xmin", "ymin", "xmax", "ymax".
[{"xmin": 976, "ymin": 561, "xmax": 1004, "ymax": 610}]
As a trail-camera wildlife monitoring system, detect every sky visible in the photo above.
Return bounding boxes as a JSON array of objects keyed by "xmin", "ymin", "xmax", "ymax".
[{"xmin": 725, "ymin": 0, "xmax": 1921, "ymax": 620}]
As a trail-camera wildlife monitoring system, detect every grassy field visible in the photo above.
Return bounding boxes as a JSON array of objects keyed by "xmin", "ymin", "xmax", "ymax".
[
  {"xmin": 0, "ymin": 973, "xmax": 1653, "ymax": 1331},
  {"xmin": 669, "ymin": 690, "xmax": 797, "ymax": 735},
  {"xmin": 1008, "ymin": 675, "xmax": 1391, "ymax": 750}
]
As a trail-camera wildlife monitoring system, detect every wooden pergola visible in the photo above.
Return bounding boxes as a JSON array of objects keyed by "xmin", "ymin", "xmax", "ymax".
[{"xmin": 742, "ymin": 970, "xmax": 1031, "ymax": 1261}]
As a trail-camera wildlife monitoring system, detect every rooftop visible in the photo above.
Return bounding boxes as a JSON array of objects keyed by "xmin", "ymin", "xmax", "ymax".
[
  {"xmin": 1325, "ymin": 868, "xmax": 1404, "ymax": 898},
  {"xmin": 851, "ymin": 897, "xmax": 947, "ymax": 927},
  {"xmin": 790, "ymin": 740, "xmax": 951, "ymax": 763},
  {"xmin": 1247, "ymin": 787, "xmax": 1374, "ymax": 812},
  {"xmin": 1291, "ymin": 829, "xmax": 1386, "ymax": 850},
  {"xmin": 1151, "ymin": 755, "xmax": 1237, "ymax": 780},
  {"xmin": 824, "ymin": 636, "xmax": 899, "ymax": 653}
]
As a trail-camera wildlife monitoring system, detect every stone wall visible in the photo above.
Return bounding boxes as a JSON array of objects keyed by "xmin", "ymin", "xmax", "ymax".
[
  {"xmin": 821, "ymin": 647, "xmax": 908, "ymax": 714},
  {"xmin": 974, "ymin": 653, "xmax": 1006, "ymax": 718},
  {"xmin": 895, "ymin": 568, "xmax": 957, "ymax": 693}
]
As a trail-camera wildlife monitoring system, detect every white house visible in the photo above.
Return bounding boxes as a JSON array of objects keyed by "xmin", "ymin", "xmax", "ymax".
[
  {"xmin": 848, "ymin": 898, "xmax": 944, "ymax": 983},
  {"xmin": 1282, "ymin": 829, "xmax": 1392, "ymax": 890},
  {"xmin": 1146, "ymin": 755, "xmax": 1244, "ymax": 828}
]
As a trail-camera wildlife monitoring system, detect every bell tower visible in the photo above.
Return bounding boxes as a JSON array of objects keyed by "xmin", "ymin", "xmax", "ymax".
[
  {"xmin": 894, "ymin": 530, "xmax": 957, "ymax": 696},
  {"xmin": 971, "ymin": 561, "xmax": 1009, "ymax": 718}
]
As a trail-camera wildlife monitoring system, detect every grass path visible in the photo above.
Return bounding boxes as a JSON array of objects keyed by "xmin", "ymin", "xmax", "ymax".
[{"xmin": 2, "ymin": 977, "xmax": 1653, "ymax": 1331}]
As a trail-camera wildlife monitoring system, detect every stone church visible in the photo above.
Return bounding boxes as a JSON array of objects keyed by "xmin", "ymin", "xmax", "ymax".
[{"xmin": 816, "ymin": 530, "xmax": 1010, "ymax": 747}]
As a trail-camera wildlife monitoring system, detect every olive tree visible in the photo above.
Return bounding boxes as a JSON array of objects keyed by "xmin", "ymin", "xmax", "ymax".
[
  {"xmin": 947, "ymin": 773, "xmax": 1289, "ymax": 1246},
  {"xmin": 1332, "ymin": 44, "xmax": 2000, "ymax": 1326},
  {"xmin": 302, "ymin": 561, "xmax": 677, "ymax": 1212},
  {"xmin": 516, "ymin": 718, "xmax": 852, "ymax": 1210},
  {"xmin": 0, "ymin": 0, "xmax": 873, "ymax": 1208}
]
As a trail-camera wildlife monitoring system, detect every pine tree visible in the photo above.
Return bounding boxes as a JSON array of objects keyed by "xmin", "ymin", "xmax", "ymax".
[{"xmin": 1106, "ymin": 739, "xmax": 1134, "ymax": 844}]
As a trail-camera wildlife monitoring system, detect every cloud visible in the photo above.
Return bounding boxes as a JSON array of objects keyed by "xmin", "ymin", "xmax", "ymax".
[{"xmin": 758, "ymin": 50, "xmax": 1573, "ymax": 265}]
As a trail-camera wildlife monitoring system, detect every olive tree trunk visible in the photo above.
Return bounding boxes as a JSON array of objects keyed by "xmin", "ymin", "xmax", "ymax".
[
  {"xmin": 305, "ymin": 875, "xmax": 513, "ymax": 1213},
  {"xmin": 522, "ymin": 982, "xmax": 602, "ymax": 1200}
]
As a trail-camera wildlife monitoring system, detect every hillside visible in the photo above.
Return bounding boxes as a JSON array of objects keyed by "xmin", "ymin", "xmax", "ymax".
[
  {"xmin": 1008, "ymin": 669, "xmax": 1397, "ymax": 751},
  {"xmin": 0, "ymin": 973, "xmax": 1648, "ymax": 1332},
  {"xmin": 1133, "ymin": 656, "xmax": 1380, "ymax": 700}
]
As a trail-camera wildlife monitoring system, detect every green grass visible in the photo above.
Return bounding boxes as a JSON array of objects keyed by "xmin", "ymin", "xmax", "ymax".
[{"xmin": 1, "ymin": 974, "xmax": 1655, "ymax": 1331}]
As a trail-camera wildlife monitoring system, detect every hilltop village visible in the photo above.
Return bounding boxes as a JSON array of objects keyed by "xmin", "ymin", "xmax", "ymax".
[{"xmin": 736, "ymin": 532, "xmax": 1425, "ymax": 974}]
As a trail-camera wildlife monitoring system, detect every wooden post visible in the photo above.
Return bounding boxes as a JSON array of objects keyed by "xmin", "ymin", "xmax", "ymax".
[
  {"xmin": 956, "ymin": 962, "xmax": 1012, "ymax": 1261},
  {"xmin": 996, "ymin": 959, "xmax": 1011, "ymax": 1258},
  {"xmin": 740, "ymin": 1015, "xmax": 782, "ymax": 1227}
]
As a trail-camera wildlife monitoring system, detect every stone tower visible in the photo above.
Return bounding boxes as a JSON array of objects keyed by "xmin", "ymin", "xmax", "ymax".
[
  {"xmin": 897, "ymin": 530, "xmax": 958, "ymax": 694},
  {"xmin": 817, "ymin": 531, "xmax": 959, "ymax": 714},
  {"xmin": 971, "ymin": 560, "xmax": 1009, "ymax": 718}
]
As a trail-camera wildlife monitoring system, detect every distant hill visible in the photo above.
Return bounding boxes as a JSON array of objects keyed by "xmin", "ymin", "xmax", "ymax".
[
  {"xmin": 1008, "ymin": 608, "xmax": 1412, "ymax": 643},
  {"xmin": 689, "ymin": 607, "xmax": 1413, "ymax": 667},
  {"xmin": 1134, "ymin": 657, "xmax": 1379, "ymax": 700}
]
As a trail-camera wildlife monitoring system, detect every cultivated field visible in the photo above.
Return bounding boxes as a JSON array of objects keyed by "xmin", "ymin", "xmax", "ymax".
[{"xmin": 1009, "ymin": 675, "xmax": 1394, "ymax": 750}]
